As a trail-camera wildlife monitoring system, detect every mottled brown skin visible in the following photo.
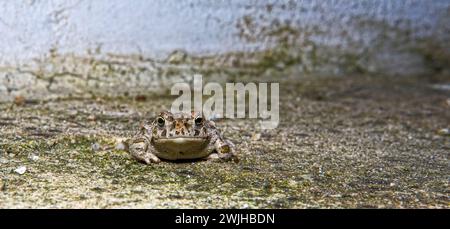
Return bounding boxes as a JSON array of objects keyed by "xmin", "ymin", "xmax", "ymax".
[{"xmin": 128, "ymin": 111, "xmax": 237, "ymax": 164}]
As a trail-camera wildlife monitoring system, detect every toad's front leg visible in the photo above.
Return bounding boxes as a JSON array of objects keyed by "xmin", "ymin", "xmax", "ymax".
[
  {"xmin": 128, "ymin": 136, "xmax": 161, "ymax": 164},
  {"xmin": 206, "ymin": 138, "xmax": 238, "ymax": 162}
]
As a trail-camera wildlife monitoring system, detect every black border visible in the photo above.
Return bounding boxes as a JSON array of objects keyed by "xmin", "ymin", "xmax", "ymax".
[{"xmin": 0, "ymin": 209, "xmax": 447, "ymax": 227}]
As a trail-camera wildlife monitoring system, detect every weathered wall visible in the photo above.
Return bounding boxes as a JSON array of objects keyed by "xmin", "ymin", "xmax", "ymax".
[{"xmin": 0, "ymin": 0, "xmax": 449, "ymax": 101}]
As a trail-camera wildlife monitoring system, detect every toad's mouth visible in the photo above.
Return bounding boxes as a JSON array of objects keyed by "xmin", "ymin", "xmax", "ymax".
[{"xmin": 153, "ymin": 136, "xmax": 208, "ymax": 144}]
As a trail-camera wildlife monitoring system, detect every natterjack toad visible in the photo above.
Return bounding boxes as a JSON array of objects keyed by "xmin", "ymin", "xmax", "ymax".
[{"xmin": 127, "ymin": 111, "xmax": 237, "ymax": 163}]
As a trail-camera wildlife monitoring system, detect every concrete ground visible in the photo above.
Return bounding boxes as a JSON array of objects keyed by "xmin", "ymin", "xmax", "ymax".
[{"xmin": 0, "ymin": 75, "xmax": 448, "ymax": 208}]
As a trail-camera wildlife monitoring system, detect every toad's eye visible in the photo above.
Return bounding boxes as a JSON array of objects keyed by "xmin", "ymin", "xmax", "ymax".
[
  {"xmin": 157, "ymin": 117, "xmax": 165, "ymax": 127},
  {"xmin": 194, "ymin": 117, "xmax": 203, "ymax": 126}
]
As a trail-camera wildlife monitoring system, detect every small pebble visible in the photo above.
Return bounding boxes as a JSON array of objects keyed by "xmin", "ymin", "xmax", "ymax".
[
  {"xmin": 14, "ymin": 95, "xmax": 26, "ymax": 106},
  {"xmin": 87, "ymin": 115, "xmax": 96, "ymax": 121},
  {"xmin": 0, "ymin": 158, "xmax": 8, "ymax": 164},
  {"xmin": 67, "ymin": 110, "xmax": 78, "ymax": 116},
  {"xmin": 330, "ymin": 194, "xmax": 342, "ymax": 198},
  {"xmin": 29, "ymin": 154, "xmax": 39, "ymax": 161},
  {"xmin": 114, "ymin": 138, "xmax": 128, "ymax": 151},
  {"xmin": 14, "ymin": 166, "xmax": 27, "ymax": 175},
  {"xmin": 91, "ymin": 143, "xmax": 101, "ymax": 152},
  {"xmin": 115, "ymin": 142, "xmax": 126, "ymax": 151},
  {"xmin": 437, "ymin": 128, "xmax": 450, "ymax": 136}
]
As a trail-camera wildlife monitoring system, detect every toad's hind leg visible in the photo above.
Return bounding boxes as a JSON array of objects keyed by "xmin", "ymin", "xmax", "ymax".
[{"xmin": 128, "ymin": 137, "xmax": 161, "ymax": 164}]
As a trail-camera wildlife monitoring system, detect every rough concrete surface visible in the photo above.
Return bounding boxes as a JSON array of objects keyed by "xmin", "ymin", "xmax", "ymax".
[{"xmin": 0, "ymin": 75, "xmax": 448, "ymax": 208}]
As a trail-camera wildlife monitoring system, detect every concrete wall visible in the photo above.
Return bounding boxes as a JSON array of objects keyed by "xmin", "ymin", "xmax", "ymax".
[{"xmin": 0, "ymin": 0, "xmax": 449, "ymax": 101}]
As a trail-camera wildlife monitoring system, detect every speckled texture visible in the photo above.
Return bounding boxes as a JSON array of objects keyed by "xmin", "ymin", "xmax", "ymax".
[{"xmin": 0, "ymin": 75, "xmax": 448, "ymax": 208}]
